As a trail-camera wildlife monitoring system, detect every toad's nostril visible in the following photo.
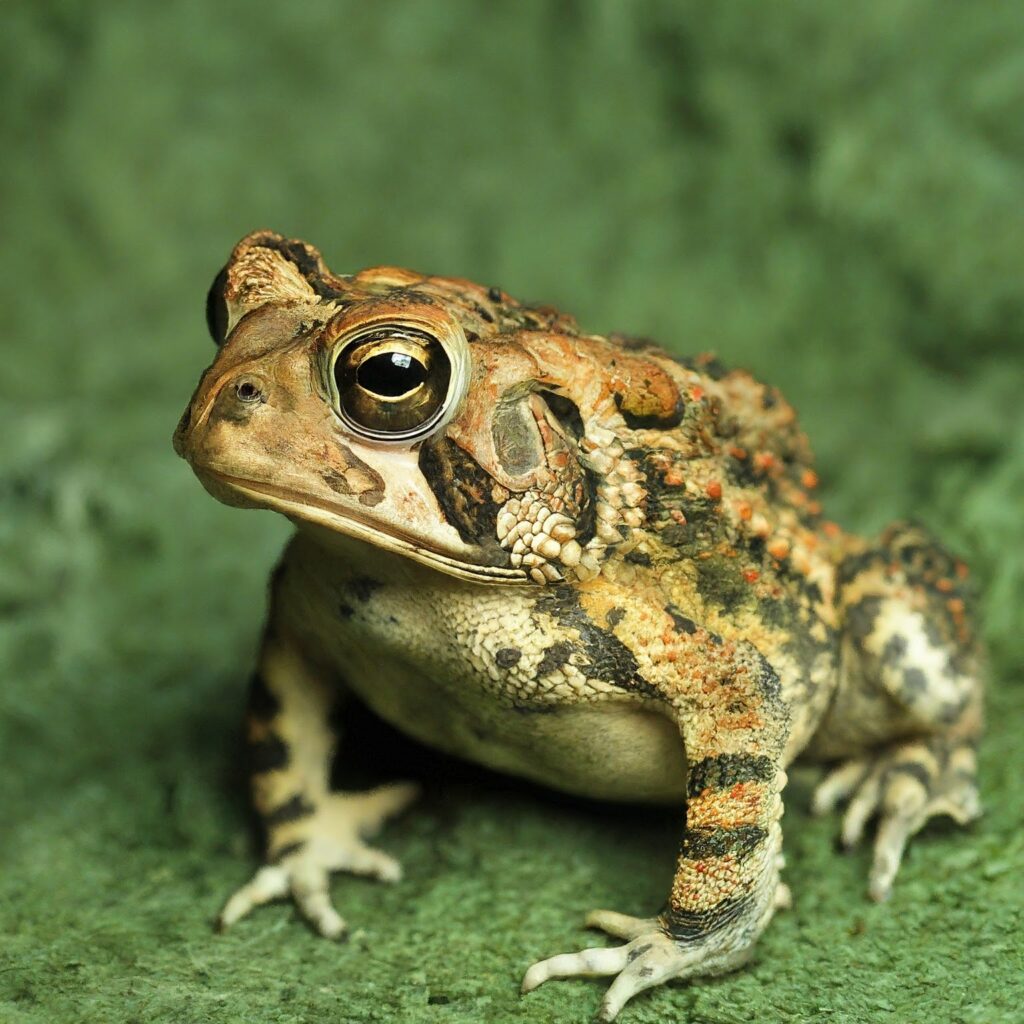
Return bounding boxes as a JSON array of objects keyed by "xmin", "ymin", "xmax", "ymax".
[{"xmin": 235, "ymin": 380, "xmax": 263, "ymax": 403}]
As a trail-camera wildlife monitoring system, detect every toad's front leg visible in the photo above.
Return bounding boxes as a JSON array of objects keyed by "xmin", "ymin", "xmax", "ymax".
[
  {"xmin": 522, "ymin": 640, "xmax": 791, "ymax": 1021},
  {"xmin": 217, "ymin": 618, "xmax": 418, "ymax": 939}
]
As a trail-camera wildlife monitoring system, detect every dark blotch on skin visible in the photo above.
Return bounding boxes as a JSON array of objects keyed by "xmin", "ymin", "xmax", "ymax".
[
  {"xmin": 725, "ymin": 450, "xmax": 760, "ymax": 488},
  {"xmin": 349, "ymin": 577, "xmax": 383, "ymax": 602},
  {"xmin": 902, "ymin": 667, "xmax": 929, "ymax": 696},
  {"xmin": 666, "ymin": 605, "xmax": 697, "ymax": 634},
  {"xmin": 535, "ymin": 640, "xmax": 574, "ymax": 677},
  {"xmin": 535, "ymin": 587, "xmax": 662, "ymax": 700},
  {"xmin": 495, "ymin": 647, "xmax": 522, "ymax": 669},
  {"xmin": 663, "ymin": 894, "xmax": 754, "ymax": 942},
  {"xmin": 843, "ymin": 596, "xmax": 883, "ymax": 642},
  {"xmin": 249, "ymin": 733, "xmax": 290, "ymax": 773},
  {"xmin": 606, "ymin": 607, "xmax": 626, "ymax": 627},
  {"xmin": 938, "ymin": 697, "xmax": 969, "ymax": 725},
  {"xmin": 626, "ymin": 943, "xmax": 653, "ymax": 963},
  {"xmin": 686, "ymin": 753, "xmax": 774, "ymax": 796},
  {"xmin": 681, "ymin": 825, "xmax": 767, "ymax": 861},
  {"xmin": 418, "ymin": 437, "xmax": 505, "ymax": 555},
  {"xmin": 258, "ymin": 235, "xmax": 345, "ymax": 301},
  {"xmin": 472, "ymin": 301, "xmax": 494, "ymax": 324},
  {"xmin": 322, "ymin": 469, "xmax": 354, "ymax": 495},
  {"xmin": 574, "ymin": 465, "xmax": 601, "ymax": 547},
  {"xmin": 888, "ymin": 761, "xmax": 934, "ymax": 791},
  {"xmin": 248, "ymin": 672, "xmax": 280, "ymax": 721},
  {"xmin": 695, "ymin": 554, "xmax": 750, "ymax": 615},
  {"xmin": 836, "ymin": 551, "xmax": 880, "ymax": 587},
  {"xmin": 640, "ymin": 450, "xmax": 722, "ymax": 547},
  {"xmin": 757, "ymin": 595, "xmax": 788, "ymax": 629},
  {"xmin": 673, "ymin": 353, "xmax": 730, "ymax": 382},
  {"xmin": 263, "ymin": 794, "xmax": 315, "ymax": 827},
  {"xmin": 754, "ymin": 652, "xmax": 782, "ymax": 700},
  {"xmin": 883, "ymin": 634, "xmax": 908, "ymax": 663},
  {"xmin": 271, "ymin": 840, "xmax": 306, "ymax": 862},
  {"xmin": 610, "ymin": 333, "xmax": 655, "ymax": 351}
]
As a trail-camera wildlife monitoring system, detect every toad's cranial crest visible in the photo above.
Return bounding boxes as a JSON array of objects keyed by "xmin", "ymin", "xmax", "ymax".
[{"xmin": 174, "ymin": 230, "xmax": 985, "ymax": 1021}]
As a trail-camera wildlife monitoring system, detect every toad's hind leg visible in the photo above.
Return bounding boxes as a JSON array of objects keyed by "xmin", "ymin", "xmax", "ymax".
[
  {"xmin": 217, "ymin": 615, "xmax": 418, "ymax": 939},
  {"xmin": 813, "ymin": 522, "xmax": 984, "ymax": 901}
]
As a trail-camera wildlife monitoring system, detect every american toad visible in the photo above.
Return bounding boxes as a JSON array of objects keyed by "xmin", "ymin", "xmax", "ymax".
[{"xmin": 173, "ymin": 231, "xmax": 984, "ymax": 1021}]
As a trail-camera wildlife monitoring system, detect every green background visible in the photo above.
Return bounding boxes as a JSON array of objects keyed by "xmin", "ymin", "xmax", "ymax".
[{"xmin": 2, "ymin": 3, "xmax": 1022, "ymax": 1022}]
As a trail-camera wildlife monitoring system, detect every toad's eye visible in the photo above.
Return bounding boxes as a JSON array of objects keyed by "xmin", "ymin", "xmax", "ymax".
[{"xmin": 331, "ymin": 327, "xmax": 453, "ymax": 441}]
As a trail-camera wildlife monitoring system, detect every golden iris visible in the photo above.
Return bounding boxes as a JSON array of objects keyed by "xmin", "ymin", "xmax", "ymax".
[{"xmin": 333, "ymin": 328, "xmax": 452, "ymax": 436}]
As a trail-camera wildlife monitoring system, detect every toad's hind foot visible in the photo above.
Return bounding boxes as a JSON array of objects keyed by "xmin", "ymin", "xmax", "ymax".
[
  {"xmin": 813, "ymin": 739, "xmax": 981, "ymax": 902},
  {"xmin": 521, "ymin": 910, "xmax": 755, "ymax": 1022},
  {"xmin": 218, "ymin": 782, "xmax": 419, "ymax": 939}
]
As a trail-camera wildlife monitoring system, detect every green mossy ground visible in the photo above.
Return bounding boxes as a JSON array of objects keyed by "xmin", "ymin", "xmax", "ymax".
[{"xmin": 2, "ymin": 4, "xmax": 1022, "ymax": 1022}]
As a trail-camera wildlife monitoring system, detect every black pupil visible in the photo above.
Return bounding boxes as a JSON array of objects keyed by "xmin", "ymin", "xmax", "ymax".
[{"xmin": 357, "ymin": 351, "xmax": 426, "ymax": 398}]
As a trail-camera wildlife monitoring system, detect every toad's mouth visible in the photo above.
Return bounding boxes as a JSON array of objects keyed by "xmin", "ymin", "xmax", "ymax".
[{"xmin": 204, "ymin": 470, "xmax": 530, "ymax": 585}]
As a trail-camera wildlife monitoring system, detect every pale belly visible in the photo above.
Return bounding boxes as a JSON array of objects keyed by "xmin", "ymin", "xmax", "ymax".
[
  {"xmin": 339, "ymin": 646, "xmax": 688, "ymax": 804},
  {"xmin": 279, "ymin": 535, "xmax": 689, "ymax": 804}
]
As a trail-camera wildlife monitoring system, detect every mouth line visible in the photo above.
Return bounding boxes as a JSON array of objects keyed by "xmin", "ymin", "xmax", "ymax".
[{"xmin": 208, "ymin": 471, "xmax": 529, "ymax": 585}]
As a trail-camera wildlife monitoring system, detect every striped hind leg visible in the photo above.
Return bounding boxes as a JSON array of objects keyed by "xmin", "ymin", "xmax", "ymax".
[{"xmin": 217, "ymin": 619, "xmax": 419, "ymax": 939}]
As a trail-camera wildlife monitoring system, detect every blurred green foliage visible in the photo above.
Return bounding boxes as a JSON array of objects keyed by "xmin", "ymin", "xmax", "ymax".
[{"xmin": 1, "ymin": 3, "xmax": 1021, "ymax": 1022}]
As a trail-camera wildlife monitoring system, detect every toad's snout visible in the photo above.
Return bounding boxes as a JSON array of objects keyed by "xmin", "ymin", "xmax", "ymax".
[{"xmin": 172, "ymin": 371, "xmax": 269, "ymax": 463}]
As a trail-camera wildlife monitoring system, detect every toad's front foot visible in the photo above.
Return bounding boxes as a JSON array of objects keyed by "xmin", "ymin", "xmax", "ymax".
[
  {"xmin": 218, "ymin": 782, "xmax": 419, "ymax": 939},
  {"xmin": 813, "ymin": 739, "xmax": 981, "ymax": 902},
  {"xmin": 521, "ymin": 910, "xmax": 750, "ymax": 1022}
]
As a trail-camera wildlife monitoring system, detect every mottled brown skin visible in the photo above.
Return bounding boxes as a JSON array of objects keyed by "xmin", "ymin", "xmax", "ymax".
[{"xmin": 174, "ymin": 231, "xmax": 984, "ymax": 1021}]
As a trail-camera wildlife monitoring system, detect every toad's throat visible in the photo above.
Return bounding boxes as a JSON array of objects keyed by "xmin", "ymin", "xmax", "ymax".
[{"xmin": 206, "ymin": 470, "xmax": 530, "ymax": 585}]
